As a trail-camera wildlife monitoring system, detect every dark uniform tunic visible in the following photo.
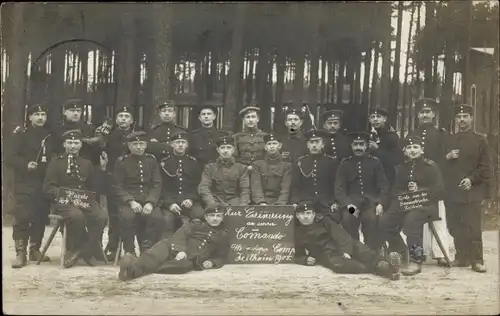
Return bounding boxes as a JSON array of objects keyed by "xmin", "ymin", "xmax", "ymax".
[
  {"xmin": 113, "ymin": 153, "xmax": 164, "ymax": 252},
  {"xmin": 188, "ymin": 126, "xmax": 229, "ymax": 166},
  {"xmin": 295, "ymin": 217, "xmax": 383, "ymax": 274},
  {"xmin": 334, "ymin": 154, "xmax": 390, "ymax": 248},
  {"xmin": 322, "ymin": 129, "xmax": 352, "ymax": 161},
  {"xmin": 290, "ymin": 154, "xmax": 338, "ymax": 213},
  {"xmin": 160, "ymin": 153, "xmax": 204, "ymax": 237},
  {"xmin": 122, "ymin": 220, "xmax": 229, "ymax": 278},
  {"xmin": 369, "ymin": 125, "xmax": 404, "ymax": 187},
  {"xmin": 198, "ymin": 157, "xmax": 251, "ymax": 206},
  {"xmin": 43, "ymin": 154, "xmax": 107, "ymax": 255},
  {"xmin": 233, "ymin": 128, "xmax": 268, "ymax": 165},
  {"xmin": 51, "ymin": 121, "xmax": 102, "ymax": 165},
  {"xmin": 250, "ymin": 154, "xmax": 292, "ymax": 205},
  {"xmin": 279, "ymin": 131, "xmax": 309, "ymax": 165},
  {"xmin": 443, "ymin": 130, "xmax": 491, "ymax": 265},
  {"xmin": 407, "ymin": 124, "xmax": 448, "ymax": 167},
  {"xmin": 5, "ymin": 126, "xmax": 52, "ymax": 249},
  {"xmin": 147, "ymin": 122, "xmax": 187, "ymax": 159}
]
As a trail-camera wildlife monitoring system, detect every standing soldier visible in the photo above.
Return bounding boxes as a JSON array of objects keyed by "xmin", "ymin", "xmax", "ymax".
[
  {"xmin": 443, "ymin": 104, "xmax": 491, "ymax": 273},
  {"xmin": 233, "ymin": 106, "xmax": 268, "ymax": 167},
  {"xmin": 103, "ymin": 106, "xmax": 136, "ymax": 260},
  {"xmin": 320, "ymin": 109, "xmax": 352, "ymax": 160},
  {"xmin": 113, "ymin": 131, "xmax": 164, "ymax": 256},
  {"xmin": 6, "ymin": 104, "xmax": 52, "ymax": 268},
  {"xmin": 147, "ymin": 100, "xmax": 187, "ymax": 159},
  {"xmin": 368, "ymin": 107, "xmax": 404, "ymax": 187},
  {"xmin": 160, "ymin": 131, "xmax": 204, "ymax": 238},
  {"xmin": 279, "ymin": 107, "xmax": 309, "ymax": 165},
  {"xmin": 250, "ymin": 133, "xmax": 293, "ymax": 205},
  {"xmin": 335, "ymin": 132, "xmax": 390, "ymax": 248},
  {"xmin": 198, "ymin": 136, "xmax": 251, "ymax": 207},
  {"xmin": 43, "ymin": 130, "xmax": 108, "ymax": 268},
  {"xmin": 189, "ymin": 104, "xmax": 228, "ymax": 166},
  {"xmin": 290, "ymin": 129, "xmax": 338, "ymax": 218}
]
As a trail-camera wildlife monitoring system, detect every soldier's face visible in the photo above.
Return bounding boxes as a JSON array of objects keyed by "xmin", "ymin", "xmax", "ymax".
[
  {"xmin": 199, "ymin": 109, "xmax": 216, "ymax": 126},
  {"xmin": 128, "ymin": 141, "xmax": 147, "ymax": 155},
  {"xmin": 296, "ymin": 210, "xmax": 315, "ymax": 226},
  {"xmin": 205, "ymin": 212, "xmax": 224, "ymax": 227},
  {"xmin": 265, "ymin": 140, "xmax": 282, "ymax": 155},
  {"xmin": 217, "ymin": 144, "xmax": 235, "ymax": 159},
  {"xmin": 285, "ymin": 114, "xmax": 303, "ymax": 132},
  {"xmin": 404, "ymin": 144, "xmax": 423, "ymax": 159},
  {"xmin": 29, "ymin": 112, "xmax": 47, "ymax": 127},
  {"xmin": 369, "ymin": 114, "xmax": 387, "ymax": 128},
  {"xmin": 63, "ymin": 139, "xmax": 82, "ymax": 154},
  {"xmin": 307, "ymin": 138, "xmax": 324, "ymax": 154},
  {"xmin": 351, "ymin": 140, "xmax": 367, "ymax": 156},
  {"xmin": 243, "ymin": 111, "xmax": 259, "ymax": 128},
  {"xmin": 159, "ymin": 107, "xmax": 176, "ymax": 123},
  {"xmin": 64, "ymin": 108, "xmax": 82, "ymax": 122},
  {"xmin": 455, "ymin": 113, "xmax": 473, "ymax": 130},
  {"xmin": 171, "ymin": 139, "xmax": 188, "ymax": 155},
  {"xmin": 116, "ymin": 113, "xmax": 133, "ymax": 129},
  {"xmin": 323, "ymin": 119, "xmax": 341, "ymax": 133},
  {"xmin": 417, "ymin": 108, "xmax": 435, "ymax": 124}
]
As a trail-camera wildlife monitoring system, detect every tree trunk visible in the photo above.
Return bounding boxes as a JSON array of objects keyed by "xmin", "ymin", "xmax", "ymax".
[
  {"xmin": 441, "ymin": 40, "xmax": 455, "ymax": 130},
  {"xmin": 337, "ymin": 60, "xmax": 346, "ymax": 105},
  {"xmin": 292, "ymin": 52, "xmax": 305, "ymax": 108},
  {"xmin": 362, "ymin": 48, "xmax": 372, "ymax": 106},
  {"xmin": 223, "ymin": 3, "xmax": 246, "ymax": 131},
  {"xmin": 329, "ymin": 58, "xmax": 335, "ymax": 104},
  {"xmin": 370, "ymin": 43, "xmax": 379, "ymax": 108},
  {"xmin": 256, "ymin": 45, "xmax": 270, "ymax": 107},
  {"xmin": 245, "ymin": 50, "xmax": 255, "ymax": 104},
  {"xmin": 432, "ymin": 54, "xmax": 439, "ymax": 98},
  {"xmin": 415, "ymin": 2, "xmax": 422, "ymax": 99},
  {"xmin": 424, "ymin": 1, "xmax": 435, "ymax": 98},
  {"xmin": 380, "ymin": 2, "xmax": 392, "ymax": 109},
  {"xmin": 115, "ymin": 10, "xmax": 136, "ymax": 110},
  {"xmin": 309, "ymin": 14, "xmax": 320, "ymax": 108},
  {"xmin": 354, "ymin": 53, "xmax": 362, "ymax": 105},
  {"xmin": 320, "ymin": 58, "xmax": 327, "ymax": 105},
  {"xmin": 389, "ymin": 1, "xmax": 403, "ymax": 126},
  {"xmin": 207, "ymin": 50, "xmax": 218, "ymax": 100},
  {"xmin": 401, "ymin": 4, "xmax": 415, "ymax": 137},
  {"xmin": 274, "ymin": 50, "xmax": 286, "ymax": 133}
]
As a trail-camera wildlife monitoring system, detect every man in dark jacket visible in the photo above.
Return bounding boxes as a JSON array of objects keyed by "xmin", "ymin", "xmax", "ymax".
[
  {"xmin": 118, "ymin": 205, "xmax": 229, "ymax": 281},
  {"xmin": 295, "ymin": 202, "xmax": 401, "ymax": 280},
  {"xmin": 443, "ymin": 104, "xmax": 491, "ymax": 273},
  {"xmin": 320, "ymin": 109, "xmax": 352, "ymax": 161},
  {"xmin": 233, "ymin": 106, "xmax": 268, "ymax": 167},
  {"xmin": 279, "ymin": 107, "xmax": 309, "ymax": 165}
]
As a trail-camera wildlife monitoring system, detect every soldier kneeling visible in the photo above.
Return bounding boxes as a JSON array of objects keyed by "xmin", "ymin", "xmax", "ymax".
[
  {"xmin": 294, "ymin": 202, "xmax": 401, "ymax": 280},
  {"xmin": 118, "ymin": 205, "xmax": 229, "ymax": 281}
]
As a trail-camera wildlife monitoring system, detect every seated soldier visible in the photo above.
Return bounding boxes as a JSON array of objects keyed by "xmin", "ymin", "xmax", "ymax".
[
  {"xmin": 294, "ymin": 202, "xmax": 401, "ymax": 280},
  {"xmin": 198, "ymin": 135, "xmax": 250, "ymax": 207},
  {"xmin": 113, "ymin": 131, "xmax": 164, "ymax": 256},
  {"xmin": 160, "ymin": 131, "xmax": 204, "ymax": 239},
  {"xmin": 250, "ymin": 133, "xmax": 292, "ymax": 205},
  {"xmin": 43, "ymin": 130, "xmax": 108, "ymax": 268},
  {"xmin": 118, "ymin": 204, "xmax": 229, "ymax": 281},
  {"xmin": 376, "ymin": 136, "xmax": 446, "ymax": 276}
]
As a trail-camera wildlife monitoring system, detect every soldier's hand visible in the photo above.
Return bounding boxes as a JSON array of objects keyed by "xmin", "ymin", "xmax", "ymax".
[
  {"xmin": 330, "ymin": 203, "xmax": 339, "ymax": 212},
  {"xmin": 169, "ymin": 203, "xmax": 182, "ymax": 215},
  {"xmin": 347, "ymin": 204, "xmax": 360, "ymax": 218},
  {"xmin": 446, "ymin": 149, "xmax": 460, "ymax": 160},
  {"xmin": 408, "ymin": 181, "xmax": 419, "ymax": 192},
  {"xmin": 342, "ymin": 253, "xmax": 351, "ymax": 259},
  {"xmin": 375, "ymin": 204, "xmax": 384, "ymax": 216},
  {"xmin": 175, "ymin": 251, "xmax": 187, "ymax": 260},
  {"xmin": 129, "ymin": 201, "xmax": 143, "ymax": 213},
  {"xmin": 306, "ymin": 256, "xmax": 316, "ymax": 266},
  {"xmin": 202, "ymin": 260, "xmax": 214, "ymax": 269},
  {"xmin": 142, "ymin": 203, "xmax": 153, "ymax": 215},
  {"xmin": 150, "ymin": 138, "xmax": 159, "ymax": 143},
  {"xmin": 368, "ymin": 141, "xmax": 379, "ymax": 151},
  {"xmin": 28, "ymin": 161, "xmax": 38, "ymax": 170},
  {"xmin": 459, "ymin": 178, "xmax": 472, "ymax": 191},
  {"xmin": 181, "ymin": 199, "xmax": 193, "ymax": 208}
]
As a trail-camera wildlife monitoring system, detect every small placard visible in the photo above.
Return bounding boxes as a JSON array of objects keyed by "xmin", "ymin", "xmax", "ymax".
[
  {"xmin": 397, "ymin": 190, "xmax": 431, "ymax": 211},
  {"xmin": 224, "ymin": 206, "xmax": 295, "ymax": 264},
  {"xmin": 57, "ymin": 187, "xmax": 96, "ymax": 210}
]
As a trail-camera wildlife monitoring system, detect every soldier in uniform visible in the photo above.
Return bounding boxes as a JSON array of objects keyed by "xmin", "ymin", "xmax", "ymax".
[
  {"xmin": 295, "ymin": 202, "xmax": 401, "ymax": 280},
  {"xmin": 118, "ymin": 205, "xmax": 229, "ymax": 281},
  {"xmin": 250, "ymin": 133, "xmax": 293, "ymax": 205},
  {"xmin": 320, "ymin": 109, "xmax": 352, "ymax": 160},
  {"xmin": 290, "ymin": 129, "xmax": 338, "ymax": 218},
  {"xmin": 113, "ymin": 131, "xmax": 164, "ymax": 255},
  {"xmin": 160, "ymin": 132, "xmax": 204, "ymax": 238},
  {"xmin": 147, "ymin": 100, "xmax": 187, "ymax": 159},
  {"xmin": 198, "ymin": 136, "xmax": 251, "ymax": 207},
  {"xmin": 188, "ymin": 104, "xmax": 229, "ymax": 166},
  {"xmin": 279, "ymin": 107, "xmax": 309, "ymax": 165},
  {"xmin": 233, "ymin": 106, "xmax": 268, "ymax": 167},
  {"xmin": 43, "ymin": 130, "xmax": 108, "ymax": 268},
  {"xmin": 334, "ymin": 132, "xmax": 390, "ymax": 249},
  {"xmin": 6, "ymin": 104, "xmax": 52, "ymax": 268},
  {"xmin": 443, "ymin": 104, "xmax": 491, "ymax": 273},
  {"xmin": 376, "ymin": 136, "xmax": 446, "ymax": 276},
  {"xmin": 368, "ymin": 107, "xmax": 404, "ymax": 187},
  {"xmin": 51, "ymin": 98, "xmax": 105, "ymax": 166}
]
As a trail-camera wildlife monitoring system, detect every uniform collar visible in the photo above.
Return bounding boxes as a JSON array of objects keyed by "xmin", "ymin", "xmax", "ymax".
[
  {"xmin": 217, "ymin": 157, "xmax": 235, "ymax": 166},
  {"xmin": 265, "ymin": 153, "xmax": 282, "ymax": 162},
  {"xmin": 351, "ymin": 153, "xmax": 368, "ymax": 161},
  {"xmin": 288, "ymin": 131, "xmax": 303, "ymax": 139},
  {"xmin": 243, "ymin": 127, "xmax": 260, "ymax": 134}
]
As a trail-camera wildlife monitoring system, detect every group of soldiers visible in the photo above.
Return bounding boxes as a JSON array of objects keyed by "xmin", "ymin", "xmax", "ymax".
[{"xmin": 6, "ymin": 96, "xmax": 491, "ymax": 281}]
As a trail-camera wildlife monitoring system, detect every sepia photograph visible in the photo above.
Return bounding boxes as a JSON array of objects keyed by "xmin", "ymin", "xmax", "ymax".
[{"xmin": 1, "ymin": 2, "xmax": 499, "ymax": 315}]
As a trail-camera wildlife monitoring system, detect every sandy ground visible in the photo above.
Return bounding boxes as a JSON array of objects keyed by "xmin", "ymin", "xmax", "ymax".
[{"xmin": 2, "ymin": 226, "xmax": 499, "ymax": 315}]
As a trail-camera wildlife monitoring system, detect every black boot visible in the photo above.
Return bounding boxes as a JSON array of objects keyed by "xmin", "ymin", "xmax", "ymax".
[
  {"xmin": 29, "ymin": 242, "xmax": 50, "ymax": 262},
  {"xmin": 12, "ymin": 239, "xmax": 28, "ymax": 269},
  {"xmin": 402, "ymin": 245, "xmax": 423, "ymax": 276},
  {"xmin": 118, "ymin": 253, "xmax": 138, "ymax": 281}
]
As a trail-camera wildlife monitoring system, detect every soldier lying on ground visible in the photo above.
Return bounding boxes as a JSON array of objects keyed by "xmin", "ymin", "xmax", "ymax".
[
  {"xmin": 294, "ymin": 202, "xmax": 402, "ymax": 280},
  {"xmin": 118, "ymin": 205, "xmax": 229, "ymax": 281}
]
